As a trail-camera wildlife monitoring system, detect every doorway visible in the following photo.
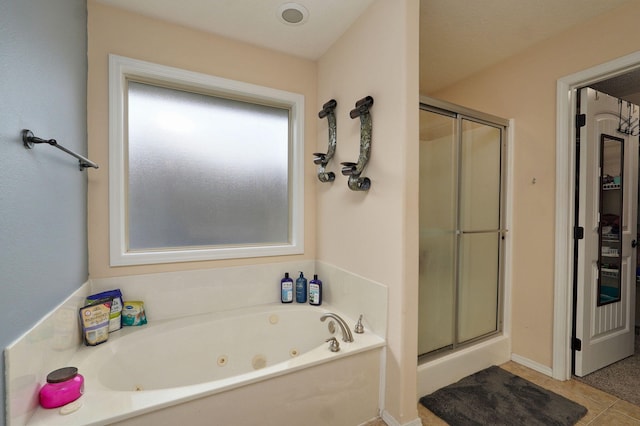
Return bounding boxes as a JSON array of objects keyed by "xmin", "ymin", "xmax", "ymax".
[{"xmin": 554, "ymin": 51, "xmax": 640, "ymax": 381}]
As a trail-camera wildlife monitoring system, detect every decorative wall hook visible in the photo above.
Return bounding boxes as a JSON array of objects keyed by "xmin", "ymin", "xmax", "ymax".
[
  {"xmin": 21, "ymin": 129, "xmax": 99, "ymax": 171},
  {"xmin": 341, "ymin": 96, "xmax": 373, "ymax": 191},
  {"xmin": 313, "ymin": 99, "xmax": 338, "ymax": 182}
]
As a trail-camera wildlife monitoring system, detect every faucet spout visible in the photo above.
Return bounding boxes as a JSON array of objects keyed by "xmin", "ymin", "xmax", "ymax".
[{"xmin": 320, "ymin": 313, "xmax": 354, "ymax": 343}]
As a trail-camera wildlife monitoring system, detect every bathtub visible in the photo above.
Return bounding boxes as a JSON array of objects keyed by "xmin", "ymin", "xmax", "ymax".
[{"xmin": 26, "ymin": 304, "xmax": 385, "ymax": 426}]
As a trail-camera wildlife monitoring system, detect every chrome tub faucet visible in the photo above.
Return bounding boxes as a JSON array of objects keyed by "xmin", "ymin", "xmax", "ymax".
[{"xmin": 320, "ymin": 313, "xmax": 354, "ymax": 343}]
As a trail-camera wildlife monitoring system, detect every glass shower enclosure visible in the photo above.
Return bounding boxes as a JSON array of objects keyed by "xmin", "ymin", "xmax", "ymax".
[{"xmin": 418, "ymin": 99, "xmax": 508, "ymax": 359}]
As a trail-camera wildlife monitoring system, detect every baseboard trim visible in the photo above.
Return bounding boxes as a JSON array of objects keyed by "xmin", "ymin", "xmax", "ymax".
[
  {"xmin": 381, "ymin": 410, "xmax": 422, "ymax": 426},
  {"xmin": 511, "ymin": 353, "xmax": 554, "ymax": 377}
]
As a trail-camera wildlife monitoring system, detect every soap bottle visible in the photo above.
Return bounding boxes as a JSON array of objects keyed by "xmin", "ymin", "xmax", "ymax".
[
  {"xmin": 309, "ymin": 274, "xmax": 322, "ymax": 306},
  {"xmin": 295, "ymin": 272, "xmax": 307, "ymax": 303},
  {"xmin": 281, "ymin": 272, "xmax": 293, "ymax": 303}
]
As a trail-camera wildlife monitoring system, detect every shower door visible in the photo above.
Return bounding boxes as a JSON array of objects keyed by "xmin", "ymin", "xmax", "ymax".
[{"xmin": 418, "ymin": 101, "xmax": 507, "ymax": 358}]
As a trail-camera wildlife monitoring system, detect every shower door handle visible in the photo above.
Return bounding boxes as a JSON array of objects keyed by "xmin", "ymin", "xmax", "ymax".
[
  {"xmin": 458, "ymin": 229, "xmax": 509, "ymax": 241},
  {"xmin": 632, "ymin": 239, "xmax": 637, "ymax": 248}
]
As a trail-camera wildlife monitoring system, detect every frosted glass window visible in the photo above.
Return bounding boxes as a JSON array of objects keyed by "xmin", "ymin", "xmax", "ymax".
[
  {"xmin": 108, "ymin": 55, "xmax": 304, "ymax": 266},
  {"xmin": 127, "ymin": 82, "xmax": 289, "ymax": 250}
]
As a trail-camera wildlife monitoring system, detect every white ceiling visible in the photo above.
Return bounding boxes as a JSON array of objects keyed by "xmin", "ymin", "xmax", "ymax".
[
  {"xmin": 96, "ymin": 0, "xmax": 632, "ymax": 93},
  {"xmin": 95, "ymin": 0, "xmax": 375, "ymax": 59}
]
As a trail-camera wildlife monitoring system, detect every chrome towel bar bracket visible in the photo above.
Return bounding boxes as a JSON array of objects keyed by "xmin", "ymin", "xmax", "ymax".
[{"xmin": 22, "ymin": 129, "xmax": 99, "ymax": 171}]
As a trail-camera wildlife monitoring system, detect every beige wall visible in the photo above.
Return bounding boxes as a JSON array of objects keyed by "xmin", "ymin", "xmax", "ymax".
[
  {"xmin": 89, "ymin": 0, "xmax": 419, "ymax": 422},
  {"xmin": 430, "ymin": 1, "xmax": 640, "ymax": 367},
  {"xmin": 317, "ymin": 0, "xmax": 419, "ymax": 421},
  {"xmin": 87, "ymin": 1, "xmax": 317, "ymax": 277}
]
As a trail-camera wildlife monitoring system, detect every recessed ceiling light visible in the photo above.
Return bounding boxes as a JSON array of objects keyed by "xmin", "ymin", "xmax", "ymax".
[{"xmin": 278, "ymin": 3, "xmax": 309, "ymax": 25}]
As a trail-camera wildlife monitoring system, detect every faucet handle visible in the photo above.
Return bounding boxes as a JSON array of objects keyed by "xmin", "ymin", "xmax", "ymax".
[
  {"xmin": 354, "ymin": 314, "xmax": 365, "ymax": 334},
  {"xmin": 326, "ymin": 337, "xmax": 340, "ymax": 352}
]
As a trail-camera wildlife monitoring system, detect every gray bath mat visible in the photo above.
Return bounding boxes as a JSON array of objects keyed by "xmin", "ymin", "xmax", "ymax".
[{"xmin": 419, "ymin": 366, "xmax": 587, "ymax": 426}]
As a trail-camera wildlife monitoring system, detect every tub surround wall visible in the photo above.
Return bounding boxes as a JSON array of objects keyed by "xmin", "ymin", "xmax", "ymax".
[
  {"xmin": 5, "ymin": 261, "xmax": 387, "ymax": 425},
  {"xmin": 5, "ymin": 282, "xmax": 91, "ymax": 426},
  {"xmin": 91, "ymin": 260, "xmax": 387, "ymax": 336},
  {"xmin": 91, "ymin": 260, "xmax": 314, "ymax": 322},
  {"xmin": 316, "ymin": 261, "xmax": 387, "ymax": 337}
]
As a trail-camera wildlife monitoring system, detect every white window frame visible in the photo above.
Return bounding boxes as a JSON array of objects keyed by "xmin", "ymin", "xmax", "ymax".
[{"xmin": 108, "ymin": 54, "xmax": 304, "ymax": 266}]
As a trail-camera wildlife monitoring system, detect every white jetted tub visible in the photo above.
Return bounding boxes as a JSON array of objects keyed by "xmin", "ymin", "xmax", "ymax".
[{"xmin": 27, "ymin": 304, "xmax": 385, "ymax": 426}]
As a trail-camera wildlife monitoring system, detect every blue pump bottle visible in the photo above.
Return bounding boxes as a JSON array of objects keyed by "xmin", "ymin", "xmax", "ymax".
[{"xmin": 295, "ymin": 272, "xmax": 307, "ymax": 303}]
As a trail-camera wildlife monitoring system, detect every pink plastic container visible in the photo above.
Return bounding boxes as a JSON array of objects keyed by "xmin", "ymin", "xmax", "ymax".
[{"xmin": 39, "ymin": 367, "xmax": 84, "ymax": 409}]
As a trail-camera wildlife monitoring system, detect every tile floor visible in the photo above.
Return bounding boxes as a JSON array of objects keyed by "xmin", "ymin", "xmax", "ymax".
[{"xmin": 365, "ymin": 361, "xmax": 640, "ymax": 425}]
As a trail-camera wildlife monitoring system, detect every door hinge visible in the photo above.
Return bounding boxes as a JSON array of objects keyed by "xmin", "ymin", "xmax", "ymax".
[
  {"xmin": 572, "ymin": 337, "xmax": 582, "ymax": 351},
  {"xmin": 575, "ymin": 226, "xmax": 584, "ymax": 240},
  {"xmin": 576, "ymin": 114, "xmax": 586, "ymax": 128}
]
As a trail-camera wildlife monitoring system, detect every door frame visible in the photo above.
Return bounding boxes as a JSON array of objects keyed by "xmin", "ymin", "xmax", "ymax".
[{"xmin": 554, "ymin": 51, "xmax": 640, "ymax": 380}]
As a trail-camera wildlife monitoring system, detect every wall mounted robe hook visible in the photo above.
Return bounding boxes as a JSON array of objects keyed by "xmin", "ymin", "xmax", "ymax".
[
  {"xmin": 313, "ymin": 99, "xmax": 338, "ymax": 182},
  {"xmin": 21, "ymin": 129, "xmax": 99, "ymax": 171},
  {"xmin": 341, "ymin": 96, "xmax": 373, "ymax": 191}
]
